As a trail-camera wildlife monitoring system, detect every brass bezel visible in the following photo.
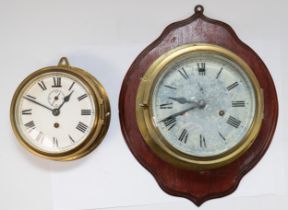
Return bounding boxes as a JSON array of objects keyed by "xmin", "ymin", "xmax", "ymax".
[
  {"xmin": 136, "ymin": 44, "xmax": 264, "ymax": 170},
  {"xmin": 10, "ymin": 58, "xmax": 111, "ymax": 161}
]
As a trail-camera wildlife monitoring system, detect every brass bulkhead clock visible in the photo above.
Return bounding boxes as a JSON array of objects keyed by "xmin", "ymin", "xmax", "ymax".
[
  {"xmin": 136, "ymin": 44, "xmax": 264, "ymax": 170},
  {"xmin": 11, "ymin": 57, "xmax": 110, "ymax": 161}
]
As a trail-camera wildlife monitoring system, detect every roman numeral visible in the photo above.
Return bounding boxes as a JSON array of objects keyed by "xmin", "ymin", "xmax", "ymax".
[
  {"xmin": 52, "ymin": 77, "xmax": 62, "ymax": 88},
  {"xmin": 36, "ymin": 132, "xmax": 44, "ymax": 142},
  {"xmin": 81, "ymin": 109, "xmax": 92, "ymax": 115},
  {"xmin": 200, "ymin": 134, "xmax": 207, "ymax": 148},
  {"xmin": 218, "ymin": 132, "xmax": 226, "ymax": 141},
  {"xmin": 159, "ymin": 103, "xmax": 173, "ymax": 109},
  {"xmin": 22, "ymin": 109, "xmax": 32, "ymax": 115},
  {"xmin": 178, "ymin": 129, "xmax": 188, "ymax": 143},
  {"xmin": 78, "ymin": 94, "xmax": 88, "ymax": 101},
  {"xmin": 164, "ymin": 85, "xmax": 177, "ymax": 90},
  {"xmin": 227, "ymin": 82, "xmax": 239, "ymax": 91},
  {"xmin": 68, "ymin": 81, "xmax": 75, "ymax": 91},
  {"xmin": 25, "ymin": 95, "xmax": 36, "ymax": 100},
  {"xmin": 53, "ymin": 137, "xmax": 59, "ymax": 147},
  {"xmin": 76, "ymin": 122, "xmax": 88, "ymax": 133},
  {"xmin": 197, "ymin": 63, "xmax": 206, "ymax": 75},
  {"xmin": 227, "ymin": 116, "xmax": 241, "ymax": 128},
  {"xmin": 24, "ymin": 121, "xmax": 35, "ymax": 129},
  {"xmin": 178, "ymin": 68, "xmax": 189, "ymax": 80},
  {"xmin": 232, "ymin": 101, "xmax": 245, "ymax": 107},
  {"xmin": 38, "ymin": 81, "xmax": 47, "ymax": 91},
  {"xmin": 68, "ymin": 135, "xmax": 75, "ymax": 143},
  {"xmin": 163, "ymin": 116, "xmax": 176, "ymax": 130},
  {"xmin": 216, "ymin": 67, "xmax": 223, "ymax": 79}
]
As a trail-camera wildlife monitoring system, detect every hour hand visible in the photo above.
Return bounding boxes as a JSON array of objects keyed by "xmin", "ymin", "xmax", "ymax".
[
  {"xmin": 57, "ymin": 90, "xmax": 74, "ymax": 110},
  {"xmin": 169, "ymin": 97, "xmax": 196, "ymax": 104},
  {"xmin": 63, "ymin": 90, "xmax": 74, "ymax": 103}
]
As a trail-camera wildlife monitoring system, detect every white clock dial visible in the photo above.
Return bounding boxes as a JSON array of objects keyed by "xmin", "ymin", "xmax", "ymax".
[
  {"xmin": 15, "ymin": 72, "xmax": 96, "ymax": 154},
  {"xmin": 152, "ymin": 52, "xmax": 256, "ymax": 157}
]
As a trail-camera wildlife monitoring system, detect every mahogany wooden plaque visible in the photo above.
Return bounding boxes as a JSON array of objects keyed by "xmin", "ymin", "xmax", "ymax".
[{"xmin": 119, "ymin": 5, "xmax": 278, "ymax": 205}]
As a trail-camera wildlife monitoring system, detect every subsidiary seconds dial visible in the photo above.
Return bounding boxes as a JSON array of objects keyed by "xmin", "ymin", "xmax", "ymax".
[{"xmin": 11, "ymin": 58, "xmax": 110, "ymax": 160}]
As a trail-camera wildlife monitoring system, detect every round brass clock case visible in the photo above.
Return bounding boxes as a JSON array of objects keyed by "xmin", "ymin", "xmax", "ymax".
[
  {"xmin": 10, "ymin": 57, "xmax": 111, "ymax": 161},
  {"xmin": 136, "ymin": 44, "xmax": 264, "ymax": 170}
]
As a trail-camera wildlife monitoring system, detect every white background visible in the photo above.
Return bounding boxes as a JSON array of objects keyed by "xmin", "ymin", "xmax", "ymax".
[{"xmin": 0, "ymin": 0, "xmax": 287, "ymax": 209}]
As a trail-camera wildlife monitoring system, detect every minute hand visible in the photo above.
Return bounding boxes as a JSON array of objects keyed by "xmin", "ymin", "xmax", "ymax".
[
  {"xmin": 160, "ymin": 104, "xmax": 199, "ymax": 122},
  {"xmin": 24, "ymin": 96, "xmax": 53, "ymax": 111}
]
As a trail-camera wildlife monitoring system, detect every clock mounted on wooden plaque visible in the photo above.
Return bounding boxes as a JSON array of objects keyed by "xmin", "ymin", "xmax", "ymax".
[{"xmin": 119, "ymin": 5, "xmax": 278, "ymax": 205}]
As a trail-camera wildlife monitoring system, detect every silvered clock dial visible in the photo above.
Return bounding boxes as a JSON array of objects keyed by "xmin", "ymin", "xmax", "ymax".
[
  {"xmin": 152, "ymin": 47, "xmax": 257, "ymax": 158},
  {"xmin": 136, "ymin": 44, "xmax": 263, "ymax": 169}
]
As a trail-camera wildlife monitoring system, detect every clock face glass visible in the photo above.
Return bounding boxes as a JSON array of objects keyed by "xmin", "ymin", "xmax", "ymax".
[
  {"xmin": 14, "ymin": 71, "xmax": 96, "ymax": 154},
  {"xmin": 151, "ymin": 52, "xmax": 256, "ymax": 157}
]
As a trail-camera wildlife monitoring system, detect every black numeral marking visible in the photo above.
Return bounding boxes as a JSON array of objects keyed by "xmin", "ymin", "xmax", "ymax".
[
  {"xmin": 38, "ymin": 81, "xmax": 47, "ymax": 91},
  {"xmin": 78, "ymin": 94, "xmax": 88, "ymax": 101},
  {"xmin": 200, "ymin": 134, "xmax": 207, "ymax": 148},
  {"xmin": 227, "ymin": 116, "xmax": 241, "ymax": 128},
  {"xmin": 232, "ymin": 101, "xmax": 245, "ymax": 107},
  {"xmin": 197, "ymin": 63, "xmax": 206, "ymax": 75},
  {"xmin": 178, "ymin": 129, "xmax": 188, "ymax": 143},
  {"xmin": 36, "ymin": 132, "xmax": 44, "ymax": 142},
  {"xmin": 68, "ymin": 135, "xmax": 75, "ymax": 143},
  {"xmin": 53, "ymin": 137, "xmax": 59, "ymax": 147},
  {"xmin": 178, "ymin": 68, "xmax": 189, "ymax": 80},
  {"xmin": 227, "ymin": 82, "xmax": 239, "ymax": 91},
  {"xmin": 24, "ymin": 121, "xmax": 35, "ymax": 129},
  {"xmin": 81, "ymin": 109, "xmax": 92, "ymax": 115},
  {"xmin": 68, "ymin": 81, "xmax": 75, "ymax": 91},
  {"xmin": 216, "ymin": 67, "xmax": 223, "ymax": 79},
  {"xmin": 218, "ymin": 132, "xmax": 226, "ymax": 141},
  {"xmin": 76, "ymin": 122, "xmax": 88, "ymax": 133},
  {"xmin": 163, "ymin": 116, "xmax": 176, "ymax": 130},
  {"xmin": 164, "ymin": 85, "xmax": 177, "ymax": 90},
  {"xmin": 22, "ymin": 109, "xmax": 32, "ymax": 115},
  {"xmin": 52, "ymin": 77, "xmax": 62, "ymax": 88},
  {"xmin": 159, "ymin": 103, "xmax": 173, "ymax": 109}
]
